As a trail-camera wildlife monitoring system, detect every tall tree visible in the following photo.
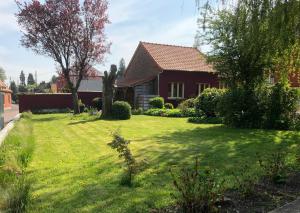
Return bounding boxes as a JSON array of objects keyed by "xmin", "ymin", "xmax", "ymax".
[
  {"xmin": 27, "ymin": 73, "xmax": 35, "ymax": 85},
  {"xmin": 9, "ymin": 81, "xmax": 18, "ymax": 103},
  {"xmin": 51, "ymin": 75, "xmax": 58, "ymax": 84},
  {"xmin": 20, "ymin": 70, "xmax": 26, "ymax": 86},
  {"xmin": 16, "ymin": 0, "xmax": 110, "ymax": 114},
  {"xmin": 117, "ymin": 58, "xmax": 126, "ymax": 77},
  {"xmin": 0, "ymin": 67, "xmax": 6, "ymax": 81},
  {"xmin": 101, "ymin": 64, "xmax": 117, "ymax": 118}
]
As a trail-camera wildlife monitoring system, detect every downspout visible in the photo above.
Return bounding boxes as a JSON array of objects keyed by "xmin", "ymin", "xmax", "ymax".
[{"xmin": 157, "ymin": 73, "xmax": 160, "ymax": 96}]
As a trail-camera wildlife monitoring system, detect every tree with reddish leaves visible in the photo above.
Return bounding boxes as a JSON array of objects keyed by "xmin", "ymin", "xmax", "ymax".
[{"xmin": 16, "ymin": 0, "xmax": 110, "ymax": 114}]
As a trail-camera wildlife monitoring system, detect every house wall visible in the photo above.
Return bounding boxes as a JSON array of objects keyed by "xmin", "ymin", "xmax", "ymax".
[
  {"xmin": 1, "ymin": 90, "xmax": 12, "ymax": 110},
  {"xmin": 18, "ymin": 92, "xmax": 102, "ymax": 113},
  {"xmin": 159, "ymin": 71, "xmax": 219, "ymax": 106}
]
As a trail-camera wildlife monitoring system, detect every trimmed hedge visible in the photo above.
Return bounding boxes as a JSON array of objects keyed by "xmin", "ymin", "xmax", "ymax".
[
  {"xmin": 144, "ymin": 108, "xmax": 195, "ymax": 118},
  {"xmin": 164, "ymin": 103, "xmax": 174, "ymax": 109},
  {"xmin": 149, "ymin": 97, "xmax": 164, "ymax": 109},
  {"xmin": 112, "ymin": 101, "xmax": 132, "ymax": 120}
]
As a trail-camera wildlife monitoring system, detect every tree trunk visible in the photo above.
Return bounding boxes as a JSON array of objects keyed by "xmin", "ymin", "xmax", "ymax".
[
  {"xmin": 72, "ymin": 89, "xmax": 80, "ymax": 114},
  {"xmin": 101, "ymin": 65, "xmax": 118, "ymax": 118}
]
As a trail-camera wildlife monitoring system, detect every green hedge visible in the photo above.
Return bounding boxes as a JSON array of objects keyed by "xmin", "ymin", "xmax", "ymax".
[
  {"xmin": 149, "ymin": 97, "xmax": 164, "ymax": 109},
  {"xmin": 144, "ymin": 108, "xmax": 196, "ymax": 117},
  {"xmin": 112, "ymin": 101, "xmax": 132, "ymax": 120}
]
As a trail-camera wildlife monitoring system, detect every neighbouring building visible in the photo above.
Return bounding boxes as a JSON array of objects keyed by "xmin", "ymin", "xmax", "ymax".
[
  {"xmin": 117, "ymin": 42, "xmax": 221, "ymax": 109},
  {"xmin": 56, "ymin": 66, "xmax": 103, "ymax": 93},
  {"xmin": 0, "ymin": 80, "xmax": 12, "ymax": 110}
]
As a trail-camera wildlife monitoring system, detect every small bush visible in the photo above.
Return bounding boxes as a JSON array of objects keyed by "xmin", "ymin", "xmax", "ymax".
[
  {"xmin": 178, "ymin": 98, "xmax": 196, "ymax": 110},
  {"xmin": 92, "ymin": 97, "xmax": 102, "ymax": 110},
  {"xmin": 149, "ymin": 97, "xmax": 164, "ymax": 109},
  {"xmin": 163, "ymin": 109, "xmax": 182, "ymax": 117},
  {"xmin": 144, "ymin": 109, "xmax": 165, "ymax": 116},
  {"xmin": 78, "ymin": 99, "xmax": 85, "ymax": 113},
  {"xmin": 195, "ymin": 88, "xmax": 224, "ymax": 117},
  {"xmin": 164, "ymin": 103, "xmax": 174, "ymax": 109},
  {"xmin": 257, "ymin": 150, "xmax": 289, "ymax": 184},
  {"xmin": 112, "ymin": 101, "xmax": 131, "ymax": 120},
  {"xmin": 181, "ymin": 108, "xmax": 197, "ymax": 117},
  {"xmin": 108, "ymin": 131, "xmax": 137, "ymax": 186},
  {"xmin": 188, "ymin": 116, "xmax": 222, "ymax": 124},
  {"xmin": 132, "ymin": 108, "xmax": 143, "ymax": 115},
  {"xmin": 170, "ymin": 158, "xmax": 224, "ymax": 213}
]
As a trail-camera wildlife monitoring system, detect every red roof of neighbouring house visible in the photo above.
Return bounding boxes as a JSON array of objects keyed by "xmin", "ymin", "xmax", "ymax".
[
  {"xmin": 117, "ymin": 42, "xmax": 215, "ymax": 87},
  {"xmin": 141, "ymin": 42, "xmax": 214, "ymax": 73},
  {"xmin": 0, "ymin": 80, "xmax": 12, "ymax": 93}
]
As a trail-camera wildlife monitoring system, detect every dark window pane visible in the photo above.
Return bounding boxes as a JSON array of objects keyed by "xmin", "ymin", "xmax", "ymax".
[
  {"xmin": 173, "ymin": 83, "xmax": 178, "ymax": 97},
  {"xmin": 168, "ymin": 83, "xmax": 172, "ymax": 97}
]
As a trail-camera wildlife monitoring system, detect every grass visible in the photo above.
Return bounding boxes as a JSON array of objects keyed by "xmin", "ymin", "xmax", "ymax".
[{"xmin": 22, "ymin": 113, "xmax": 300, "ymax": 212}]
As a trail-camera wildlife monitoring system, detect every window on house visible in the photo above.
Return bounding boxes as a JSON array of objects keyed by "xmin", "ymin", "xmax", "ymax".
[
  {"xmin": 197, "ymin": 83, "xmax": 210, "ymax": 95},
  {"xmin": 168, "ymin": 82, "xmax": 184, "ymax": 99}
]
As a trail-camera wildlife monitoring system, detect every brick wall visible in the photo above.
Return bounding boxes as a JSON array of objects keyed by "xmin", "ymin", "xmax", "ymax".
[{"xmin": 18, "ymin": 92, "xmax": 102, "ymax": 113}]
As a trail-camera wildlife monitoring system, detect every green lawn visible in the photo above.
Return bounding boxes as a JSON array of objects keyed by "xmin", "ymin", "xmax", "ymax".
[{"xmin": 27, "ymin": 114, "xmax": 300, "ymax": 212}]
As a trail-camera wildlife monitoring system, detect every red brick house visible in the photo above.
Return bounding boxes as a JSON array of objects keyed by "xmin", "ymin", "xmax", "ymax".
[
  {"xmin": 0, "ymin": 80, "xmax": 12, "ymax": 110},
  {"xmin": 117, "ymin": 42, "xmax": 221, "ymax": 108}
]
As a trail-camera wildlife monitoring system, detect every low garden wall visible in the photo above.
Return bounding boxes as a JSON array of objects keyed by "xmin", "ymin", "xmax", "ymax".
[{"xmin": 18, "ymin": 92, "xmax": 102, "ymax": 113}]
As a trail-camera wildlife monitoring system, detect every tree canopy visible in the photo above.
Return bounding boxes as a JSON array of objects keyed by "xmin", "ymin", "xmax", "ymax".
[
  {"xmin": 0, "ymin": 67, "xmax": 6, "ymax": 81},
  {"xmin": 27, "ymin": 73, "xmax": 35, "ymax": 85}
]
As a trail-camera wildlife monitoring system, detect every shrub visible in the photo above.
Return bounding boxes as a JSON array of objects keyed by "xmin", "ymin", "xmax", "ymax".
[
  {"xmin": 181, "ymin": 108, "xmax": 197, "ymax": 117},
  {"xmin": 91, "ymin": 97, "xmax": 102, "ymax": 110},
  {"xmin": 257, "ymin": 150, "xmax": 289, "ymax": 184},
  {"xmin": 178, "ymin": 98, "xmax": 196, "ymax": 110},
  {"xmin": 132, "ymin": 108, "xmax": 143, "ymax": 115},
  {"xmin": 195, "ymin": 88, "xmax": 224, "ymax": 117},
  {"xmin": 188, "ymin": 116, "xmax": 222, "ymax": 124},
  {"xmin": 144, "ymin": 109, "xmax": 165, "ymax": 116},
  {"xmin": 163, "ymin": 109, "xmax": 182, "ymax": 117},
  {"xmin": 265, "ymin": 83, "xmax": 300, "ymax": 130},
  {"xmin": 112, "ymin": 101, "xmax": 131, "ymax": 120},
  {"xmin": 149, "ymin": 97, "xmax": 164, "ymax": 109},
  {"xmin": 170, "ymin": 158, "xmax": 224, "ymax": 213},
  {"xmin": 164, "ymin": 103, "xmax": 174, "ymax": 109},
  {"xmin": 108, "ymin": 131, "xmax": 137, "ymax": 186},
  {"xmin": 78, "ymin": 99, "xmax": 85, "ymax": 113}
]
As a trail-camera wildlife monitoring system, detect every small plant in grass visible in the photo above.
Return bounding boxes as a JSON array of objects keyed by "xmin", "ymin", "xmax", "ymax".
[
  {"xmin": 232, "ymin": 165, "xmax": 258, "ymax": 198},
  {"xmin": 108, "ymin": 130, "xmax": 137, "ymax": 186},
  {"xmin": 170, "ymin": 158, "xmax": 225, "ymax": 213},
  {"xmin": 132, "ymin": 108, "xmax": 143, "ymax": 115},
  {"xmin": 257, "ymin": 151, "xmax": 288, "ymax": 184}
]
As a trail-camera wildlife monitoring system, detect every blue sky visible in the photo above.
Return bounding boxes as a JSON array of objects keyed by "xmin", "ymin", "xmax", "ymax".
[{"xmin": 0, "ymin": 0, "xmax": 199, "ymax": 84}]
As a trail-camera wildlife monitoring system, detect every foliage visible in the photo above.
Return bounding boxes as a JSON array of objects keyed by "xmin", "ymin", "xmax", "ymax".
[
  {"xmin": 170, "ymin": 158, "xmax": 224, "ymax": 213},
  {"xmin": 164, "ymin": 103, "xmax": 174, "ymax": 109},
  {"xmin": 19, "ymin": 71, "xmax": 26, "ymax": 86},
  {"xmin": 232, "ymin": 165, "xmax": 258, "ymax": 198},
  {"xmin": 112, "ymin": 101, "xmax": 131, "ymax": 120},
  {"xmin": 181, "ymin": 108, "xmax": 197, "ymax": 117},
  {"xmin": 178, "ymin": 98, "xmax": 196, "ymax": 110},
  {"xmin": 108, "ymin": 131, "xmax": 137, "ymax": 186},
  {"xmin": 188, "ymin": 116, "xmax": 222, "ymax": 124},
  {"xmin": 31, "ymin": 108, "xmax": 71, "ymax": 114},
  {"xmin": 132, "ymin": 108, "xmax": 143, "ymax": 115},
  {"xmin": 102, "ymin": 65, "xmax": 118, "ymax": 118},
  {"xmin": 265, "ymin": 83, "xmax": 300, "ymax": 130},
  {"xmin": 16, "ymin": 0, "xmax": 110, "ymax": 114},
  {"xmin": 195, "ymin": 88, "xmax": 224, "ymax": 117},
  {"xmin": 78, "ymin": 99, "xmax": 85, "ymax": 113},
  {"xmin": 149, "ymin": 97, "xmax": 164, "ymax": 109},
  {"xmin": 92, "ymin": 97, "xmax": 102, "ymax": 110},
  {"xmin": 0, "ymin": 67, "xmax": 6, "ymax": 81},
  {"xmin": 257, "ymin": 151, "xmax": 289, "ymax": 184},
  {"xmin": 117, "ymin": 58, "xmax": 126, "ymax": 77},
  {"xmin": 0, "ymin": 115, "xmax": 34, "ymax": 212},
  {"xmin": 27, "ymin": 73, "xmax": 35, "ymax": 85},
  {"xmin": 9, "ymin": 81, "xmax": 18, "ymax": 103},
  {"xmin": 50, "ymin": 75, "xmax": 57, "ymax": 84}
]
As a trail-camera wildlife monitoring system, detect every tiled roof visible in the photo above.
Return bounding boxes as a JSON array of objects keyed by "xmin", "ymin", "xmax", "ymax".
[
  {"xmin": 141, "ymin": 42, "xmax": 215, "ymax": 73},
  {"xmin": 0, "ymin": 80, "xmax": 11, "ymax": 93}
]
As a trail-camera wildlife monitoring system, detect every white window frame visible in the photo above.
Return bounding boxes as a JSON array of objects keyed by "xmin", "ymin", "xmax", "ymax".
[
  {"xmin": 198, "ymin": 83, "xmax": 210, "ymax": 95},
  {"xmin": 168, "ymin": 82, "xmax": 184, "ymax": 99}
]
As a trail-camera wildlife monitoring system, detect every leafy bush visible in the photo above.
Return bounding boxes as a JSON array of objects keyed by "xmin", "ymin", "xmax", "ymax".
[
  {"xmin": 181, "ymin": 108, "xmax": 197, "ymax": 117},
  {"xmin": 91, "ymin": 97, "xmax": 102, "ymax": 110},
  {"xmin": 257, "ymin": 150, "xmax": 289, "ymax": 184},
  {"xmin": 188, "ymin": 116, "xmax": 222, "ymax": 124},
  {"xmin": 195, "ymin": 88, "xmax": 225, "ymax": 117},
  {"xmin": 78, "ymin": 99, "xmax": 85, "ymax": 113},
  {"xmin": 163, "ymin": 109, "xmax": 182, "ymax": 117},
  {"xmin": 170, "ymin": 158, "xmax": 224, "ymax": 213},
  {"xmin": 178, "ymin": 98, "xmax": 196, "ymax": 109},
  {"xmin": 132, "ymin": 108, "xmax": 143, "ymax": 115},
  {"xmin": 144, "ymin": 109, "xmax": 165, "ymax": 116},
  {"xmin": 112, "ymin": 101, "xmax": 132, "ymax": 120},
  {"xmin": 108, "ymin": 131, "xmax": 137, "ymax": 186},
  {"xmin": 265, "ymin": 83, "xmax": 300, "ymax": 130},
  {"xmin": 164, "ymin": 103, "xmax": 174, "ymax": 109},
  {"xmin": 149, "ymin": 97, "xmax": 164, "ymax": 109}
]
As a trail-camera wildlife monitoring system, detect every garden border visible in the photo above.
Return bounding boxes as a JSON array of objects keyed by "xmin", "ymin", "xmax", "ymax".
[{"xmin": 0, "ymin": 113, "xmax": 21, "ymax": 146}]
